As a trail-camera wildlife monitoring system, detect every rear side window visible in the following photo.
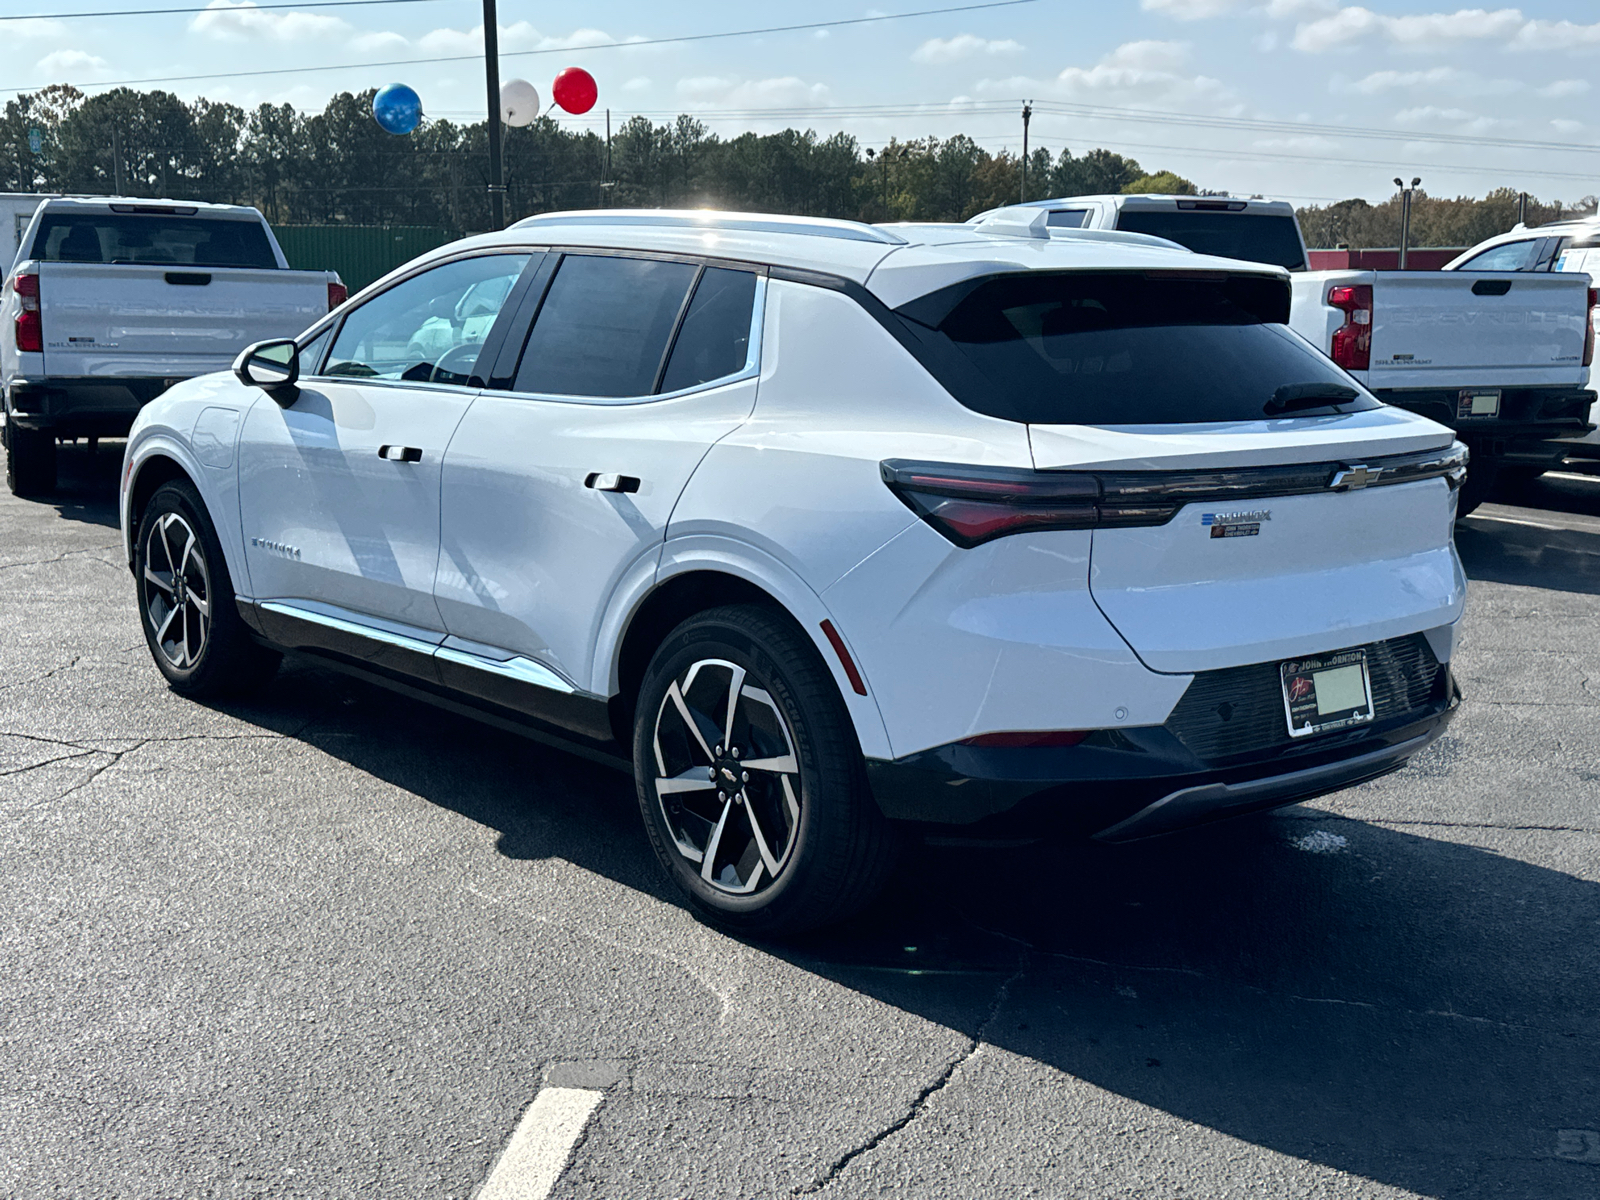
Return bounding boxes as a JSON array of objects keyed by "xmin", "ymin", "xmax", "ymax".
[
  {"xmin": 1457, "ymin": 239, "xmax": 1543, "ymax": 271},
  {"xmin": 514, "ymin": 255, "xmax": 698, "ymax": 398},
  {"xmin": 1046, "ymin": 210, "xmax": 1089, "ymax": 229},
  {"xmin": 659, "ymin": 268, "xmax": 759, "ymax": 392},
  {"xmin": 1114, "ymin": 210, "xmax": 1307, "ymax": 271},
  {"xmin": 897, "ymin": 271, "xmax": 1379, "ymax": 425},
  {"xmin": 29, "ymin": 213, "xmax": 278, "ymax": 268}
]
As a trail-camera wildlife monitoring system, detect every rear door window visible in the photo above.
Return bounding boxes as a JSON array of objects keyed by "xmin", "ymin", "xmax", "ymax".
[
  {"xmin": 659, "ymin": 267, "xmax": 759, "ymax": 392},
  {"xmin": 30, "ymin": 213, "xmax": 278, "ymax": 268},
  {"xmin": 1456, "ymin": 239, "xmax": 1545, "ymax": 271},
  {"xmin": 513, "ymin": 254, "xmax": 699, "ymax": 398},
  {"xmin": 896, "ymin": 271, "xmax": 1379, "ymax": 425},
  {"xmin": 1114, "ymin": 210, "xmax": 1307, "ymax": 270}
]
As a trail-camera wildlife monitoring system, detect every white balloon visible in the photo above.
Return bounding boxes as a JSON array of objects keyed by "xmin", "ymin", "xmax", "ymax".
[{"xmin": 500, "ymin": 79, "xmax": 540, "ymax": 128}]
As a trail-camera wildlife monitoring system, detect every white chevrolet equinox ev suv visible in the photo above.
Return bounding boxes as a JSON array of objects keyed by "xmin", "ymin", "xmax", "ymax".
[{"xmin": 119, "ymin": 207, "xmax": 1467, "ymax": 934}]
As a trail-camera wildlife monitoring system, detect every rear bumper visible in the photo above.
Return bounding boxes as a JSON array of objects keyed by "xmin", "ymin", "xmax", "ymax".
[
  {"xmin": 865, "ymin": 671, "xmax": 1459, "ymax": 837},
  {"xmin": 1373, "ymin": 387, "xmax": 1596, "ymax": 466},
  {"xmin": 4, "ymin": 376, "xmax": 184, "ymax": 436}
]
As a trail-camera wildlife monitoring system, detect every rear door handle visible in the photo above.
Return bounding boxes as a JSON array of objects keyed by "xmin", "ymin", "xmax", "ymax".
[
  {"xmin": 585, "ymin": 472, "xmax": 640, "ymax": 493},
  {"xmin": 378, "ymin": 445, "xmax": 422, "ymax": 462}
]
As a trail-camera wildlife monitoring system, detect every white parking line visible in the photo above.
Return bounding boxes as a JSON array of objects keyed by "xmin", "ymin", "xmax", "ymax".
[
  {"xmin": 478, "ymin": 1087, "xmax": 604, "ymax": 1200},
  {"xmin": 1469, "ymin": 512, "xmax": 1596, "ymax": 535}
]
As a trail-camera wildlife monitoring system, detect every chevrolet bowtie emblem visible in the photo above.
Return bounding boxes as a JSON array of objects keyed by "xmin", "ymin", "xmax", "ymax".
[{"xmin": 1330, "ymin": 464, "xmax": 1383, "ymax": 491}]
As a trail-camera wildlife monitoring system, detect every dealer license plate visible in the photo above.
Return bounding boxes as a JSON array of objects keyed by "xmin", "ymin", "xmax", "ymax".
[
  {"xmin": 1457, "ymin": 389, "xmax": 1501, "ymax": 419},
  {"xmin": 1280, "ymin": 650, "xmax": 1375, "ymax": 739}
]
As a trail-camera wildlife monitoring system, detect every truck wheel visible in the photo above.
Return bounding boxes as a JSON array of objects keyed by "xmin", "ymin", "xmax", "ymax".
[
  {"xmin": 4, "ymin": 424, "xmax": 57, "ymax": 496},
  {"xmin": 135, "ymin": 480, "xmax": 281, "ymax": 697},
  {"xmin": 1454, "ymin": 461, "xmax": 1500, "ymax": 519},
  {"xmin": 633, "ymin": 604, "xmax": 899, "ymax": 937}
]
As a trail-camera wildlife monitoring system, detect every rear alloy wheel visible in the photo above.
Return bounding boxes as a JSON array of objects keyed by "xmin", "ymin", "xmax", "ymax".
[
  {"xmin": 634, "ymin": 605, "xmax": 898, "ymax": 935},
  {"xmin": 135, "ymin": 480, "xmax": 281, "ymax": 697}
]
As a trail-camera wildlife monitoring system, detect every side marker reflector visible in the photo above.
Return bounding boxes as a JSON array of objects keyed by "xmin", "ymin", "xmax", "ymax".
[{"xmin": 820, "ymin": 619, "xmax": 868, "ymax": 696}]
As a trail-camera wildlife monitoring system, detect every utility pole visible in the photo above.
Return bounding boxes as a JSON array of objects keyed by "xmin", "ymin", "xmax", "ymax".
[
  {"xmin": 1394, "ymin": 175, "xmax": 1420, "ymax": 269},
  {"xmin": 112, "ymin": 128, "xmax": 125, "ymax": 195},
  {"xmin": 603, "ymin": 108, "xmax": 612, "ymax": 207},
  {"xmin": 482, "ymin": 0, "xmax": 505, "ymax": 230},
  {"xmin": 1517, "ymin": 191, "xmax": 1528, "ymax": 225},
  {"xmin": 1020, "ymin": 101, "xmax": 1033, "ymax": 204}
]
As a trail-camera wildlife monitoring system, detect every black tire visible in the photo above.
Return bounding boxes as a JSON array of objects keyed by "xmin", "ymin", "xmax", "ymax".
[
  {"xmin": 5, "ymin": 423, "xmax": 57, "ymax": 496},
  {"xmin": 134, "ymin": 479, "xmax": 281, "ymax": 697},
  {"xmin": 1454, "ymin": 460, "xmax": 1499, "ymax": 519},
  {"xmin": 632, "ymin": 604, "xmax": 899, "ymax": 936}
]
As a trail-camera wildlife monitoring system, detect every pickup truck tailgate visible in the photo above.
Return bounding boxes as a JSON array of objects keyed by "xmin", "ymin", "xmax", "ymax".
[
  {"xmin": 37, "ymin": 262, "xmax": 326, "ymax": 378},
  {"xmin": 1367, "ymin": 272, "xmax": 1588, "ymax": 390}
]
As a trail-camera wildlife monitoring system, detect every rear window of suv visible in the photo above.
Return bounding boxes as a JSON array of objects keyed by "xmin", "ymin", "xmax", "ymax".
[
  {"xmin": 29, "ymin": 213, "xmax": 278, "ymax": 268},
  {"xmin": 896, "ymin": 271, "xmax": 1379, "ymax": 425},
  {"xmin": 1113, "ymin": 210, "xmax": 1307, "ymax": 271}
]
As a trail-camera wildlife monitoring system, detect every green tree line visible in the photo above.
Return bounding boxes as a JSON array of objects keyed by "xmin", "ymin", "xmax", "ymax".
[{"xmin": 3, "ymin": 84, "xmax": 1588, "ymax": 244}]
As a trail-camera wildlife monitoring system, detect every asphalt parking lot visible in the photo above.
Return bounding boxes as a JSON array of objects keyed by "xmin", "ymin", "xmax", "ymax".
[{"xmin": 3, "ymin": 443, "xmax": 1598, "ymax": 1200}]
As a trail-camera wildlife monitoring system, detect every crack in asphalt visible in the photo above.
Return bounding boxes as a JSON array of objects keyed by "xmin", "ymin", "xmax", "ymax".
[
  {"xmin": 0, "ymin": 544, "xmax": 121, "ymax": 573},
  {"xmin": 795, "ymin": 958, "xmax": 1027, "ymax": 1195},
  {"xmin": 0, "ymin": 747, "xmax": 102, "ymax": 778},
  {"xmin": 0, "ymin": 655, "xmax": 84, "ymax": 693}
]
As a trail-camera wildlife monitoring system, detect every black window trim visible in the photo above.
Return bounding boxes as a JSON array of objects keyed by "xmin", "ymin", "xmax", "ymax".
[
  {"xmin": 494, "ymin": 246, "xmax": 769, "ymax": 407},
  {"xmin": 294, "ymin": 246, "xmax": 546, "ymax": 388}
]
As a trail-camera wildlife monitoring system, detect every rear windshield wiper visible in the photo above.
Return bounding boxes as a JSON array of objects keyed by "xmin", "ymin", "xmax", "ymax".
[{"xmin": 1266, "ymin": 382, "xmax": 1359, "ymax": 416}]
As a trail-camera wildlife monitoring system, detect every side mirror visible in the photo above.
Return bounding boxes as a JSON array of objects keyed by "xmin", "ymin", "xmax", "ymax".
[{"xmin": 233, "ymin": 339, "xmax": 300, "ymax": 395}]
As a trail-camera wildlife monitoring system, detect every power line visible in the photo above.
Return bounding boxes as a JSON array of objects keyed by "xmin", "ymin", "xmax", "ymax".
[
  {"xmin": 0, "ymin": 0, "xmax": 1043, "ymax": 94},
  {"xmin": 1, "ymin": 0, "xmax": 443, "ymax": 21}
]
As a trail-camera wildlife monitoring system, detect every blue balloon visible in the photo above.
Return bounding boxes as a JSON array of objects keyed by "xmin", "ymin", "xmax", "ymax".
[{"xmin": 372, "ymin": 83, "xmax": 422, "ymax": 135}]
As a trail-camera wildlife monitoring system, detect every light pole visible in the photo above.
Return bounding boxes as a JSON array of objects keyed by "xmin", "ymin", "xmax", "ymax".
[
  {"xmin": 1394, "ymin": 175, "xmax": 1420, "ymax": 270},
  {"xmin": 1020, "ymin": 101, "xmax": 1032, "ymax": 203},
  {"xmin": 483, "ymin": 0, "xmax": 505, "ymax": 230}
]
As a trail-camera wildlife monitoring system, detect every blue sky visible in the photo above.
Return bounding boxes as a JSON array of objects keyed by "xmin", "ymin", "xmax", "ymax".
[{"xmin": 3, "ymin": 0, "xmax": 1598, "ymax": 205}]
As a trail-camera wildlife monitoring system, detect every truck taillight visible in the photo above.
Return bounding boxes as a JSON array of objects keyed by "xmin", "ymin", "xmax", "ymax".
[
  {"xmin": 1586, "ymin": 287, "xmax": 1596, "ymax": 369},
  {"xmin": 12, "ymin": 271, "xmax": 41, "ymax": 353},
  {"xmin": 1327, "ymin": 283, "xmax": 1372, "ymax": 371},
  {"xmin": 327, "ymin": 281, "xmax": 347, "ymax": 311}
]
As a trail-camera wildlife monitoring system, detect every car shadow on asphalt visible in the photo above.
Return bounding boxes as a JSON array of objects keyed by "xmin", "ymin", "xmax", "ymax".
[
  {"xmin": 26, "ymin": 439, "xmax": 124, "ymax": 530},
  {"xmin": 200, "ymin": 655, "xmax": 1600, "ymax": 1200}
]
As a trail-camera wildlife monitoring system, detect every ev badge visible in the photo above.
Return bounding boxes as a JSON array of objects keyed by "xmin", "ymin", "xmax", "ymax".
[{"xmin": 1330, "ymin": 463, "xmax": 1383, "ymax": 491}]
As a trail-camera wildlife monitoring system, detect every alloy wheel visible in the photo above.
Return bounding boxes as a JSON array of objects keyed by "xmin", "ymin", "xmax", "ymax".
[
  {"xmin": 142, "ymin": 511, "xmax": 212, "ymax": 670},
  {"xmin": 651, "ymin": 657, "xmax": 802, "ymax": 896}
]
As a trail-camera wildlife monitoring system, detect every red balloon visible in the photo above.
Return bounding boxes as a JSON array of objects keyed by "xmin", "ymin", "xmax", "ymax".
[{"xmin": 552, "ymin": 67, "xmax": 598, "ymax": 115}]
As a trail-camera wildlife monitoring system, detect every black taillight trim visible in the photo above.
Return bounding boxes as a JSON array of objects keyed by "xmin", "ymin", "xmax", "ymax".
[{"xmin": 882, "ymin": 442, "xmax": 1469, "ymax": 548}]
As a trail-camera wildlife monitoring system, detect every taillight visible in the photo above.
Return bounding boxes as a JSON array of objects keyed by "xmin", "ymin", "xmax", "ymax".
[
  {"xmin": 1585, "ymin": 287, "xmax": 1596, "ymax": 369},
  {"xmin": 880, "ymin": 460, "xmax": 1174, "ymax": 548},
  {"xmin": 1327, "ymin": 283, "xmax": 1372, "ymax": 371},
  {"xmin": 327, "ymin": 280, "xmax": 348, "ymax": 311},
  {"xmin": 12, "ymin": 270, "xmax": 41, "ymax": 353}
]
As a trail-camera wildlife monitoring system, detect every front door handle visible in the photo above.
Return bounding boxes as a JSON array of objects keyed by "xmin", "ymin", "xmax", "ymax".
[
  {"xmin": 585, "ymin": 472, "xmax": 640, "ymax": 493},
  {"xmin": 378, "ymin": 445, "xmax": 422, "ymax": 463}
]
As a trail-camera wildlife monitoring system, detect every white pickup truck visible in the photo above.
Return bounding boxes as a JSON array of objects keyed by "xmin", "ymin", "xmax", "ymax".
[
  {"xmin": 1, "ymin": 197, "xmax": 345, "ymax": 495},
  {"xmin": 981, "ymin": 194, "xmax": 1596, "ymax": 513}
]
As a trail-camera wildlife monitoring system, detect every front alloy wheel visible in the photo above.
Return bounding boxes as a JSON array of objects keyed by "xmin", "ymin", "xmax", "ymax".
[
  {"xmin": 142, "ymin": 511, "xmax": 212, "ymax": 671},
  {"xmin": 652, "ymin": 658, "xmax": 802, "ymax": 896}
]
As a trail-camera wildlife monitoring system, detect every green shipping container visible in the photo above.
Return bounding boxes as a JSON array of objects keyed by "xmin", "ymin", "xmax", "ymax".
[{"xmin": 271, "ymin": 225, "xmax": 473, "ymax": 294}]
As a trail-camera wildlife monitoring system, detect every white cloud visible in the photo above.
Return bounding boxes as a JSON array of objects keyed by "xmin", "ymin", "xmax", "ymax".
[
  {"xmin": 912, "ymin": 33, "xmax": 1024, "ymax": 64},
  {"xmin": 1264, "ymin": 0, "xmax": 1338, "ymax": 15},
  {"xmin": 1512, "ymin": 19, "xmax": 1600, "ymax": 50},
  {"xmin": 1340, "ymin": 66, "xmax": 1459, "ymax": 93},
  {"xmin": 1550, "ymin": 118, "xmax": 1583, "ymax": 132},
  {"xmin": 676, "ymin": 75, "xmax": 831, "ymax": 109},
  {"xmin": 36, "ymin": 49, "xmax": 108, "ymax": 76},
  {"xmin": 190, "ymin": 0, "xmax": 351, "ymax": 42},
  {"xmin": 1141, "ymin": 0, "xmax": 1242, "ymax": 18},
  {"xmin": 1539, "ymin": 79, "xmax": 1590, "ymax": 98},
  {"xmin": 622, "ymin": 76, "xmax": 652, "ymax": 92},
  {"xmin": 994, "ymin": 40, "xmax": 1231, "ymax": 108},
  {"xmin": 351, "ymin": 30, "xmax": 408, "ymax": 52},
  {"xmin": 416, "ymin": 22, "xmax": 617, "ymax": 56},
  {"xmin": 1286, "ymin": 6, "xmax": 1600, "ymax": 54},
  {"xmin": 1393, "ymin": 104, "xmax": 1511, "ymax": 133}
]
